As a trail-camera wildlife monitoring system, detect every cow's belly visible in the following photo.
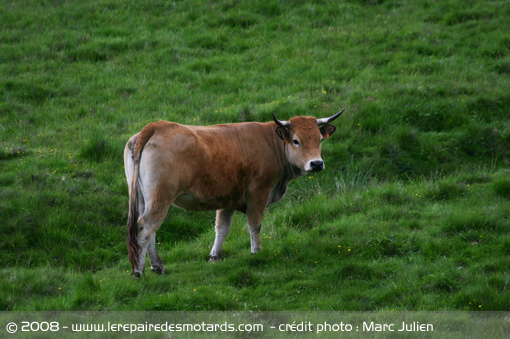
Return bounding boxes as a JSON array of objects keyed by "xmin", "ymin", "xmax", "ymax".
[{"xmin": 173, "ymin": 193, "xmax": 245, "ymax": 212}]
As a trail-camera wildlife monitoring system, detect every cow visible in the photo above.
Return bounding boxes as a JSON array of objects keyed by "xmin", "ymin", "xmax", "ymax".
[{"xmin": 124, "ymin": 109, "xmax": 345, "ymax": 279}]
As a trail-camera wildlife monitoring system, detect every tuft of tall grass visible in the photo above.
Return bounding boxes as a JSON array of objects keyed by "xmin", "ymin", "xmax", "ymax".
[
  {"xmin": 78, "ymin": 129, "xmax": 123, "ymax": 163},
  {"xmin": 491, "ymin": 174, "xmax": 510, "ymax": 198}
]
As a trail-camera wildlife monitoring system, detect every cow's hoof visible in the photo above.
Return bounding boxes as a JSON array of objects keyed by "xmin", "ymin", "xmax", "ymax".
[
  {"xmin": 132, "ymin": 271, "xmax": 141, "ymax": 280},
  {"xmin": 209, "ymin": 255, "xmax": 220, "ymax": 262},
  {"xmin": 151, "ymin": 266, "xmax": 167, "ymax": 275}
]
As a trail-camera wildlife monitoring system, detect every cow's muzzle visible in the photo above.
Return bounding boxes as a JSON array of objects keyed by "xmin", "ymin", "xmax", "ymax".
[{"xmin": 308, "ymin": 160, "xmax": 324, "ymax": 172}]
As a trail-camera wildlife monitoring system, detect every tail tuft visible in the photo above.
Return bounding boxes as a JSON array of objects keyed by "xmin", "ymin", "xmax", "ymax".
[{"xmin": 126, "ymin": 188, "xmax": 141, "ymax": 268}]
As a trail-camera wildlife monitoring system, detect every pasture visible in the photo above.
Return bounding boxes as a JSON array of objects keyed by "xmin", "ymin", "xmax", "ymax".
[{"xmin": 1, "ymin": 0, "xmax": 510, "ymax": 311}]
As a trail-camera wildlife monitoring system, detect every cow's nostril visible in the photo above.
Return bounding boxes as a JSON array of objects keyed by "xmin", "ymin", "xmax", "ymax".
[{"xmin": 310, "ymin": 160, "xmax": 324, "ymax": 171}]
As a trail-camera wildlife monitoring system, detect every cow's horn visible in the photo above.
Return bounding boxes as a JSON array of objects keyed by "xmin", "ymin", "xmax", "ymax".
[
  {"xmin": 272, "ymin": 112, "xmax": 290, "ymax": 128},
  {"xmin": 317, "ymin": 108, "xmax": 346, "ymax": 125}
]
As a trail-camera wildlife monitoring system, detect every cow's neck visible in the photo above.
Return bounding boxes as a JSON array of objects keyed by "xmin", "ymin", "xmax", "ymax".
[{"xmin": 268, "ymin": 142, "xmax": 302, "ymax": 206}]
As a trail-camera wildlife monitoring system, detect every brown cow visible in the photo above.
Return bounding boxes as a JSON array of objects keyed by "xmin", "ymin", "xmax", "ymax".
[{"xmin": 124, "ymin": 110, "xmax": 345, "ymax": 279}]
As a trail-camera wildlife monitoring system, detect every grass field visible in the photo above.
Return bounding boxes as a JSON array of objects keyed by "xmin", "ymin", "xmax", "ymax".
[{"xmin": 1, "ymin": 0, "xmax": 510, "ymax": 311}]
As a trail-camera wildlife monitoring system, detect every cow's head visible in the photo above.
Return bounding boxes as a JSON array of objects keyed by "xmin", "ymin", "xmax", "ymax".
[{"xmin": 273, "ymin": 109, "xmax": 345, "ymax": 175}]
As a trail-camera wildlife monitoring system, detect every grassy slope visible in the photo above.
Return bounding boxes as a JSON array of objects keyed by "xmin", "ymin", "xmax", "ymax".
[{"xmin": 1, "ymin": 0, "xmax": 509, "ymax": 311}]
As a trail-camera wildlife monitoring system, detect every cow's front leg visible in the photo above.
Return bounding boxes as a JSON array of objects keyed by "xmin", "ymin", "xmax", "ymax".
[
  {"xmin": 249, "ymin": 222, "xmax": 262, "ymax": 254},
  {"xmin": 209, "ymin": 209, "xmax": 235, "ymax": 261},
  {"xmin": 247, "ymin": 209, "xmax": 265, "ymax": 255},
  {"xmin": 246, "ymin": 189, "xmax": 272, "ymax": 255}
]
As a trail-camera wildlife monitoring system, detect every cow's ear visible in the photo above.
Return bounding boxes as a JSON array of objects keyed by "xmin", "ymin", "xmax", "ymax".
[
  {"xmin": 275, "ymin": 126, "xmax": 291, "ymax": 142},
  {"xmin": 320, "ymin": 124, "xmax": 336, "ymax": 139}
]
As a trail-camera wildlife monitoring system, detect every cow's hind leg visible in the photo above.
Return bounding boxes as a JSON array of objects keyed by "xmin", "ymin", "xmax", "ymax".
[
  {"xmin": 131, "ymin": 215, "xmax": 149, "ymax": 279},
  {"xmin": 209, "ymin": 209, "xmax": 235, "ymax": 261},
  {"xmin": 148, "ymin": 232, "xmax": 167, "ymax": 274},
  {"xmin": 132, "ymin": 196, "xmax": 174, "ymax": 279}
]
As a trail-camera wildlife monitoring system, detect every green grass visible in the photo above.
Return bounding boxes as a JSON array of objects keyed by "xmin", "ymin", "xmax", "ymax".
[{"xmin": 1, "ymin": 0, "xmax": 510, "ymax": 311}]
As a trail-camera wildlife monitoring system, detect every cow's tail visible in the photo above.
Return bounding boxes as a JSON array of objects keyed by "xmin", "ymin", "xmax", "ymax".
[{"xmin": 127, "ymin": 123, "xmax": 157, "ymax": 270}]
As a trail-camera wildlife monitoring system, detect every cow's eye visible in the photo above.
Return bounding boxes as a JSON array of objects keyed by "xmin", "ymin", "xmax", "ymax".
[{"xmin": 293, "ymin": 139, "xmax": 300, "ymax": 146}]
